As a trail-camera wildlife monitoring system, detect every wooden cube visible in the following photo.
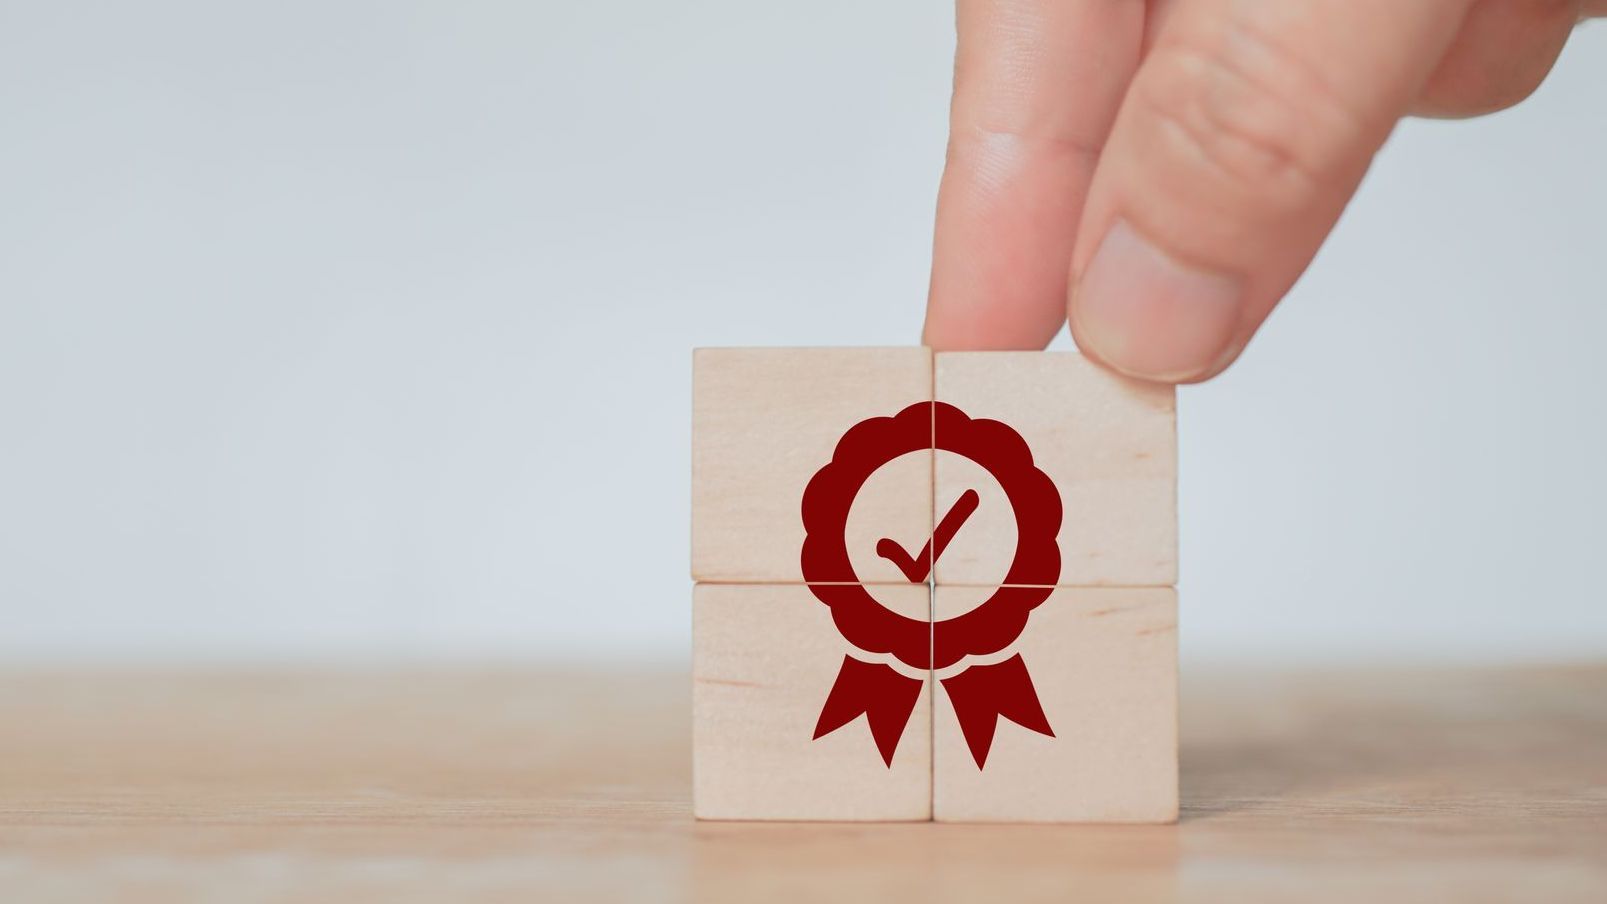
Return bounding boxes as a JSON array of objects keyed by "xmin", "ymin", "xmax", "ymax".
[
  {"xmin": 932, "ymin": 351, "xmax": 1175, "ymax": 587},
  {"xmin": 692, "ymin": 348, "xmax": 933, "ymax": 585},
  {"xmin": 692, "ymin": 583, "xmax": 932, "ymax": 821},
  {"xmin": 931, "ymin": 585, "xmax": 1177, "ymax": 823}
]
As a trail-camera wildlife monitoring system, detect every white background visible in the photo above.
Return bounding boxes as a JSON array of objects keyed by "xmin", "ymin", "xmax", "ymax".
[{"xmin": 2, "ymin": 2, "xmax": 1604, "ymax": 665}]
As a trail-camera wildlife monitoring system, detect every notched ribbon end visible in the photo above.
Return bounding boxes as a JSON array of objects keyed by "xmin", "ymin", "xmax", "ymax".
[
  {"xmin": 940, "ymin": 653, "xmax": 1053, "ymax": 769},
  {"xmin": 812, "ymin": 654, "xmax": 923, "ymax": 768}
]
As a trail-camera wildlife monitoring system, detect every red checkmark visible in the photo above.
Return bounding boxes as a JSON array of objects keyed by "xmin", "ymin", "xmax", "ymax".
[{"xmin": 876, "ymin": 488, "xmax": 980, "ymax": 583}]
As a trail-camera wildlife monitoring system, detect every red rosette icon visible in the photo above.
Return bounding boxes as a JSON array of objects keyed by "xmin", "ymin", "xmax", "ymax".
[{"xmin": 801, "ymin": 401, "xmax": 1062, "ymax": 768}]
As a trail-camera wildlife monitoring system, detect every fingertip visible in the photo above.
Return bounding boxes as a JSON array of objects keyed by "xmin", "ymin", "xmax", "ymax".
[
  {"xmin": 923, "ymin": 275, "xmax": 1066, "ymax": 351},
  {"xmin": 1067, "ymin": 220, "xmax": 1246, "ymax": 383}
]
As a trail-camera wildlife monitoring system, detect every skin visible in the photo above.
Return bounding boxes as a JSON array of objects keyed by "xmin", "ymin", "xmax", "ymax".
[{"xmin": 923, "ymin": 0, "xmax": 1607, "ymax": 383}]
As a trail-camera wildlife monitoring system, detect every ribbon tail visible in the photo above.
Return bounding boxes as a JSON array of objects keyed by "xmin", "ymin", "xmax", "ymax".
[
  {"xmin": 940, "ymin": 653, "xmax": 1053, "ymax": 769},
  {"xmin": 813, "ymin": 655, "xmax": 923, "ymax": 768}
]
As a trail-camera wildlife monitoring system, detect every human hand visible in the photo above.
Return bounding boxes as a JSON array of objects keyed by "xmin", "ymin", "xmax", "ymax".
[{"xmin": 923, "ymin": 0, "xmax": 1604, "ymax": 382}]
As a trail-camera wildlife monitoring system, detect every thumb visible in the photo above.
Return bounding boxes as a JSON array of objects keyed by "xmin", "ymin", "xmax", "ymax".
[{"xmin": 1068, "ymin": 0, "xmax": 1471, "ymax": 383}]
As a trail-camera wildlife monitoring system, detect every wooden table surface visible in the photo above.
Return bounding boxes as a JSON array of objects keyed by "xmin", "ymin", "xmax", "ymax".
[{"xmin": 3, "ymin": 665, "xmax": 1605, "ymax": 902}]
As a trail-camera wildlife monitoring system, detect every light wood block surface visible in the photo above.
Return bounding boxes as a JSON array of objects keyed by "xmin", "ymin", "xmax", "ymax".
[
  {"xmin": 933, "ymin": 351, "xmax": 1176, "ymax": 587},
  {"xmin": 693, "ymin": 583, "xmax": 932, "ymax": 820},
  {"xmin": 933, "ymin": 586, "xmax": 1177, "ymax": 823},
  {"xmin": 692, "ymin": 347, "xmax": 933, "ymax": 585},
  {"xmin": 693, "ymin": 347, "xmax": 1178, "ymax": 823},
  {"xmin": 2, "ymin": 665, "xmax": 1604, "ymax": 902}
]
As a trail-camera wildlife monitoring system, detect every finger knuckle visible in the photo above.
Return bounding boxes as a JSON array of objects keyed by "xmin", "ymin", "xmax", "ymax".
[{"xmin": 1134, "ymin": 20, "xmax": 1365, "ymax": 216}]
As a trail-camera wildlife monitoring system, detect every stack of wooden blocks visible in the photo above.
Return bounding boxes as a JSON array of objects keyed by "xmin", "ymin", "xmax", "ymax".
[{"xmin": 691, "ymin": 348, "xmax": 1177, "ymax": 822}]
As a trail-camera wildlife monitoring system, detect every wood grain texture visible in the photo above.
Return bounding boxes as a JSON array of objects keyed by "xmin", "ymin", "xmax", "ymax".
[
  {"xmin": 692, "ymin": 347, "xmax": 932, "ymax": 585},
  {"xmin": 693, "ymin": 583, "xmax": 931, "ymax": 820},
  {"xmin": 933, "ymin": 586, "xmax": 1177, "ymax": 823},
  {"xmin": 3, "ymin": 666, "xmax": 1604, "ymax": 902},
  {"xmin": 691, "ymin": 347, "xmax": 1175, "ymax": 824},
  {"xmin": 933, "ymin": 351, "xmax": 1176, "ymax": 587}
]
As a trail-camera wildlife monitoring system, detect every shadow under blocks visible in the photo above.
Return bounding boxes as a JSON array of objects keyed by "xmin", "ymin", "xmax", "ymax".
[{"xmin": 691, "ymin": 348, "xmax": 1176, "ymax": 822}]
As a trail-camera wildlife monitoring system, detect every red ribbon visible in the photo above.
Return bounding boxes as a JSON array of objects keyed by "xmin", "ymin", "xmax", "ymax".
[
  {"xmin": 801, "ymin": 402, "xmax": 1063, "ymax": 770},
  {"xmin": 939, "ymin": 653, "xmax": 1054, "ymax": 767},
  {"xmin": 812, "ymin": 656, "xmax": 923, "ymax": 768},
  {"xmin": 812, "ymin": 654, "xmax": 1052, "ymax": 769}
]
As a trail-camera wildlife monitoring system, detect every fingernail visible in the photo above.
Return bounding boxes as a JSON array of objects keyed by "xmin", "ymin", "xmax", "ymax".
[{"xmin": 1072, "ymin": 220, "xmax": 1244, "ymax": 382}]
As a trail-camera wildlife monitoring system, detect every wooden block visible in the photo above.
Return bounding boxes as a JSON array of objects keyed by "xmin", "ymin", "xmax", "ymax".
[
  {"xmin": 932, "ymin": 351, "xmax": 1176, "ymax": 587},
  {"xmin": 931, "ymin": 585, "xmax": 1177, "ymax": 823},
  {"xmin": 693, "ymin": 582, "xmax": 932, "ymax": 821},
  {"xmin": 692, "ymin": 348, "xmax": 933, "ymax": 585}
]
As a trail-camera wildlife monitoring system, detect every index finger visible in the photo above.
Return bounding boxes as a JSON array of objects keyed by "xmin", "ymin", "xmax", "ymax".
[{"xmin": 923, "ymin": 0, "xmax": 1145, "ymax": 351}]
